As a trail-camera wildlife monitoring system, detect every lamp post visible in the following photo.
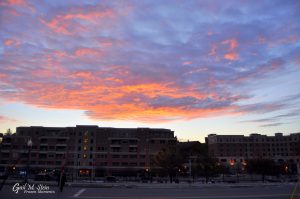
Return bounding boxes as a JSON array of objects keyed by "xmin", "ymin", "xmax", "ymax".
[{"xmin": 25, "ymin": 138, "xmax": 32, "ymax": 183}]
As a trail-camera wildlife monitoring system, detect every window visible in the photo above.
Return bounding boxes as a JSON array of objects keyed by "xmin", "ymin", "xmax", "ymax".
[
  {"xmin": 98, "ymin": 154, "xmax": 107, "ymax": 158},
  {"xmin": 130, "ymin": 155, "xmax": 137, "ymax": 158},
  {"xmin": 112, "ymin": 147, "xmax": 120, "ymax": 152},
  {"xmin": 129, "ymin": 162, "xmax": 137, "ymax": 166},
  {"xmin": 112, "ymin": 155, "xmax": 120, "ymax": 158},
  {"xmin": 129, "ymin": 147, "xmax": 138, "ymax": 152}
]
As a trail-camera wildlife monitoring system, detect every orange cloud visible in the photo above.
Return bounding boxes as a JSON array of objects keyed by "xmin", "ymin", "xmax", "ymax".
[
  {"xmin": 3, "ymin": 39, "xmax": 19, "ymax": 46},
  {"xmin": 4, "ymin": 39, "xmax": 14, "ymax": 46},
  {"xmin": 1, "ymin": 70, "xmax": 238, "ymax": 123},
  {"xmin": 62, "ymin": 11, "xmax": 115, "ymax": 21},
  {"xmin": 224, "ymin": 52, "xmax": 239, "ymax": 61},
  {"xmin": 73, "ymin": 71, "xmax": 94, "ymax": 79}
]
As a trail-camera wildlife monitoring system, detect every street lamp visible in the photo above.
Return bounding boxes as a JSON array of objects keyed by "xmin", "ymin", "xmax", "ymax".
[{"xmin": 25, "ymin": 138, "xmax": 32, "ymax": 183}]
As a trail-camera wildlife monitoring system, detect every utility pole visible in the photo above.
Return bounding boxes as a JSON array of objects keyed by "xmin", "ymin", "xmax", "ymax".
[
  {"xmin": 189, "ymin": 156, "xmax": 192, "ymax": 182},
  {"xmin": 25, "ymin": 138, "xmax": 32, "ymax": 183}
]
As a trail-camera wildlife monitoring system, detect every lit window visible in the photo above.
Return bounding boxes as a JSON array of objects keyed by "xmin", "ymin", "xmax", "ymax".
[
  {"xmin": 83, "ymin": 146, "xmax": 87, "ymax": 150},
  {"xmin": 83, "ymin": 154, "xmax": 87, "ymax": 158}
]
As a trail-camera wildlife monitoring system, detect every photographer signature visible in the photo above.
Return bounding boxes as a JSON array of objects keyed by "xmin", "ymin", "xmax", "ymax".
[{"xmin": 12, "ymin": 183, "xmax": 55, "ymax": 194}]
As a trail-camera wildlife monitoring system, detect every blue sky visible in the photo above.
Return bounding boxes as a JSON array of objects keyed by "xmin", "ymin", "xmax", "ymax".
[{"xmin": 0, "ymin": 0, "xmax": 300, "ymax": 142}]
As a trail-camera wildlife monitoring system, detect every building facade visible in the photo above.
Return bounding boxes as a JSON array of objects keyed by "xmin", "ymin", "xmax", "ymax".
[
  {"xmin": 0, "ymin": 125, "xmax": 176, "ymax": 179},
  {"xmin": 206, "ymin": 133, "xmax": 300, "ymax": 173}
]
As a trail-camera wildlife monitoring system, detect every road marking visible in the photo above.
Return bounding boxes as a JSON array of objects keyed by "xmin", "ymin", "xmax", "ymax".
[
  {"xmin": 73, "ymin": 188, "xmax": 86, "ymax": 197},
  {"xmin": 71, "ymin": 194, "xmax": 290, "ymax": 199}
]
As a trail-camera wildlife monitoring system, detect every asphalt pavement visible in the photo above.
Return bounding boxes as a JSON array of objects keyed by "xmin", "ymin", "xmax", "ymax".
[{"xmin": 0, "ymin": 182, "xmax": 298, "ymax": 199}]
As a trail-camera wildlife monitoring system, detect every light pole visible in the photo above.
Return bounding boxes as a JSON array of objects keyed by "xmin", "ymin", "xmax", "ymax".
[
  {"xmin": 189, "ymin": 157, "xmax": 192, "ymax": 182},
  {"xmin": 25, "ymin": 138, "xmax": 32, "ymax": 183}
]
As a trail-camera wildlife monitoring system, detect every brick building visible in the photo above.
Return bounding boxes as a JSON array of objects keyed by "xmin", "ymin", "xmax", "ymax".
[
  {"xmin": 206, "ymin": 133, "xmax": 300, "ymax": 173},
  {"xmin": 0, "ymin": 125, "xmax": 176, "ymax": 179}
]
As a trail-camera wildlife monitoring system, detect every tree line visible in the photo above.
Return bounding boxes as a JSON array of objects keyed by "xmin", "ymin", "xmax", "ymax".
[{"xmin": 153, "ymin": 142, "xmax": 297, "ymax": 183}]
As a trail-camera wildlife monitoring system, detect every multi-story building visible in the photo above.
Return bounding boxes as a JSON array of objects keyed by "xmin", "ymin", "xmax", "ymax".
[
  {"xmin": 0, "ymin": 125, "xmax": 176, "ymax": 179},
  {"xmin": 206, "ymin": 133, "xmax": 300, "ymax": 173}
]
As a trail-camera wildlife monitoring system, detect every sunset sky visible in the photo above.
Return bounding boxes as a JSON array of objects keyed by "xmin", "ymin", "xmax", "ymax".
[{"xmin": 0, "ymin": 0, "xmax": 299, "ymax": 142}]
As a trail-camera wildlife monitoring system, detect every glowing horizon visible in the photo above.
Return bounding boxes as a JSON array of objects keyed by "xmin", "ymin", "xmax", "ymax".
[{"xmin": 0, "ymin": 0, "xmax": 300, "ymax": 142}]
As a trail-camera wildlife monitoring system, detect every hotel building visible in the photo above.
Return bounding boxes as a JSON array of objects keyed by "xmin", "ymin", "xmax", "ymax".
[
  {"xmin": 0, "ymin": 125, "xmax": 176, "ymax": 179},
  {"xmin": 206, "ymin": 133, "xmax": 300, "ymax": 173}
]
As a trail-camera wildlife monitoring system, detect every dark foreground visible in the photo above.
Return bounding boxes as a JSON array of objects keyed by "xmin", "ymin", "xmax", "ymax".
[{"xmin": 0, "ymin": 183, "xmax": 298, "ymax": 199}]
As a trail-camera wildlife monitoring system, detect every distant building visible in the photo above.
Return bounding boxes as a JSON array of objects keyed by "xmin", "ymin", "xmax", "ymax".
[
  {"xmin": 206, "ymin": 133, "xmax": 300, "ymax": 173},
  {"xmin": 0, "ymin": 125, "xmax": 176, "ymax": 179}
]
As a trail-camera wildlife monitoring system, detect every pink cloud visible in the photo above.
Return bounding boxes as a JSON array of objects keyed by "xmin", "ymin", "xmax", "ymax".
[
  {"xmin": 222, "ymin": 39, "xmax": 238, "ymax": 51},
  {"xmin": 74, "ymin": 48, "xmax": 102, "ymax": 57},
  {"xmin": 209, "ymin": 44, "xmax": 217, "ymax": 56},
  {"xmin": 0, "ymin": 0, "xmax": 26, "ymax": 6},
  {"xmin": 182, "ymin": 61, "xmax": 192, "ymax": 65},
  {"xmin": 41, "ymin": 9, "xmax": 116, "ymax": 35},
  {"xmin": 0, "ymin": 116, "xmax": 17, "ymax": 123},
  {"xmin": 222, "ymin": 38, "xmax": 239, "ymax": 60}
]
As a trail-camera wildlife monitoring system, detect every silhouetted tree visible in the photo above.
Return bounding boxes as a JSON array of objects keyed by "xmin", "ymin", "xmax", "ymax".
[
  {"xmin": 190, "ymin": 144, "xmax": 219, "ymax": 183},
  {"xmin": 193, "ymin": 155, "xmax": 219, "ymax": 183},
  {"xmin": 6, "ymin": 129, "xmax": 12, "ymax": 135},
  {"xmin": 154, "ymin": 144, "xmax": 185, "ymax": 183},
  {"xmin": 246, "ymin": 159, "xmax": 278, "ymax": 182}
]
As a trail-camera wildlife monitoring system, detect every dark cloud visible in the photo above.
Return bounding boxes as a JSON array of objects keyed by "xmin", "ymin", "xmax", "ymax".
[{"xmin": 260, "ymin": 123, "xmax": 284, "ymax": 127}]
